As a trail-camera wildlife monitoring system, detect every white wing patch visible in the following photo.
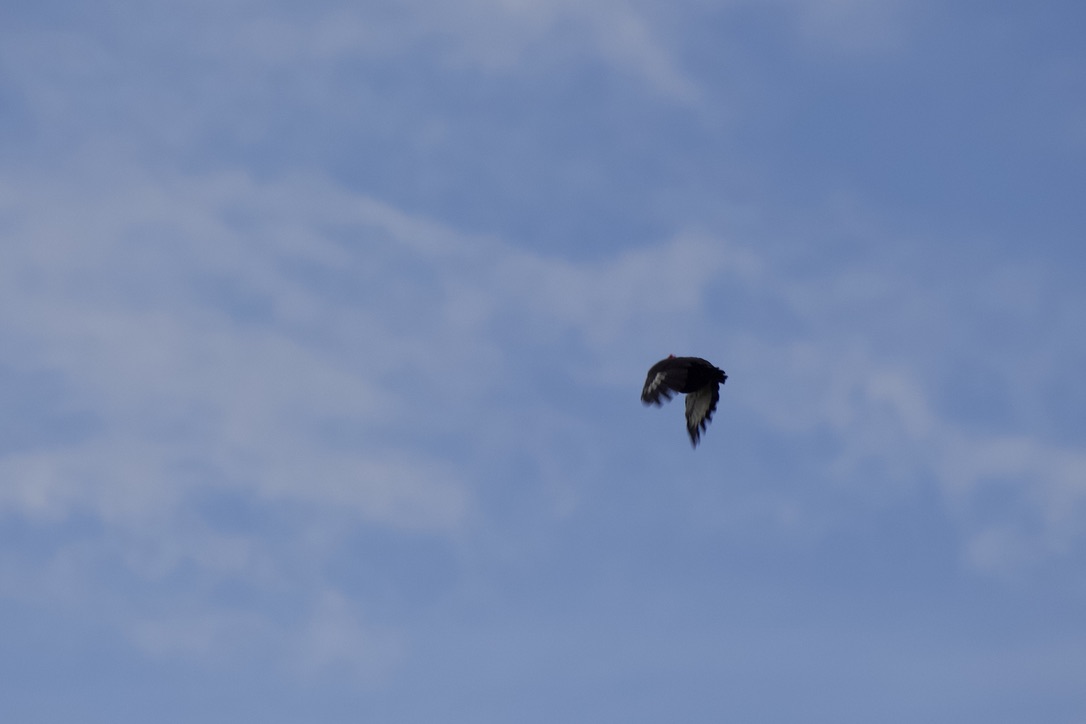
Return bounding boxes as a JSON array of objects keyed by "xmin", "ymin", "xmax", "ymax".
[
  {"xmin": 684, "ymin": 385, "xmax": 719, "ymax": 447},
  {"xmin": 641, "ymin": 371, "xmax": 673, "ymax": 405}
]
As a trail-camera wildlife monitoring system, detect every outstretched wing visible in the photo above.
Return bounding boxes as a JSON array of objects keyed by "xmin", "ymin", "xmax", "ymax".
[
  {"xmin": 684, "ymin": 383, "xmax": 720, "ymax": 447},
  {"xmin": 641, "ymin": 360, "xmax": 689, "ymax": 406}
]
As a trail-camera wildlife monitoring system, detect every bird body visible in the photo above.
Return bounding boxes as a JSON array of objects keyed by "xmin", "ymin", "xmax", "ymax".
[{"xmin": 641, "ymin": 355, "xmax": 728, "ymax": 447}]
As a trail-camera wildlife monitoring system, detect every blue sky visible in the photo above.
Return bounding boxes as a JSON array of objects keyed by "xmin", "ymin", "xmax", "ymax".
[{"xmin": 2, "ymin": 0, "xmax": 1085, "ymax": 721}]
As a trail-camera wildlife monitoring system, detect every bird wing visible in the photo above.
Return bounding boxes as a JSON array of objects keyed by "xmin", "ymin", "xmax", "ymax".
[
  {"xmin": 684, "ymin": 383, "xmax": 720, "ymax": 447},
  {"xmin": 641, "ymin": 362, "xmax": 688, "ymax": 405}
]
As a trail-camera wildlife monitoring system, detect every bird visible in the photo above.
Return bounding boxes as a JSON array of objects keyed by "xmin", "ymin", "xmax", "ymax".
[{"xmin": 641, "ymin": 355, "xmax": 728, "ymax": 447}]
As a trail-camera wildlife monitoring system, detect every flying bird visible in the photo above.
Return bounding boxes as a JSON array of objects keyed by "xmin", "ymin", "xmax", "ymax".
[{"xmin": 641, "ymin": 355, "xmax": 728, "ymax": 447}]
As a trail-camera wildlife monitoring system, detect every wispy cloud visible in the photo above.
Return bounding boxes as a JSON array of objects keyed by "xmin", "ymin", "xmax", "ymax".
[
  {"xmin": 2, "ymin": 1, "xmax": 1084, "ymax": 716},
  {"xmin": 0, "ymin": 158, "xmax": 744, "ymax": 665},
  {"xmin": 1, "ymin": 164, "xmax": 470, "ymax": 533},
  {"xmin": 5, "ymin": 155, "xmax": 1082, "ymax": 593},
  {"xmin": 719, "ymin": 218, "xmax": 1086, "ymax": 572}
]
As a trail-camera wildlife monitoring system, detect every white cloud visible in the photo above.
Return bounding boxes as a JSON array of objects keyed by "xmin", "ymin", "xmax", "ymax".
[
  {"xmin": 129, "ymin": 609, "xmax": 272, "ymax": 660},
  {"xmin": 415, "ymin": 0, "xmax": 701, "ymax": 100},
  {"xmin": 493, "ymin": 231, "xmax": 756, "ymax": 354},
  {"xmin": 1, "ymin": 142, "xmax": 1084, "ymax": 684},
  {"xmin": 142, "ymin": 0, "xmax": 704, "ymax": 102},
  {"xmin": 295, "ymin": 590, "xmax": 406, "ymax": 681},
  {"xmin": 0, "ymin": 164, "xmax": 476, "ymax": 539},
  {"xmin": 722, "ymin": 226, "xmax": 1086, "ymax": 572},
  {"xmin": 126, "ymin": 588, "xmax": 405, "ymax": 682},
  {"xmin": 0, "ymin": 159, "xmax": 738, "ymax": 599},
  {"xmin": 9, "ymin": 158, "xmax": 1084, "ymax": 571}
]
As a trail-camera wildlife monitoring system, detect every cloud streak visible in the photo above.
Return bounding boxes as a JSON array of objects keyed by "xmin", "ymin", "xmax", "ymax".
[
  {"xmin": 2, "ymin": 19, "xmax": 1084, "ymax": 673},
  {"xmin": 5, "ymin": 156, "xmax": 1083, "ymax": 589}
]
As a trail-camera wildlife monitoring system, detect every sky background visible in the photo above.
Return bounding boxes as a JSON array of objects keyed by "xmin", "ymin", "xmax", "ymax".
[{"xmin": 2, "ymin": 1, "xmax": 1085, "ymax": 721}]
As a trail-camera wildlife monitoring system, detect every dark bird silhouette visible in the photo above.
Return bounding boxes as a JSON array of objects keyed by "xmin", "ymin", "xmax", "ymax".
[{"xmin": 641, "ymin": 355, "xmax": 728, "ymax": 447}]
